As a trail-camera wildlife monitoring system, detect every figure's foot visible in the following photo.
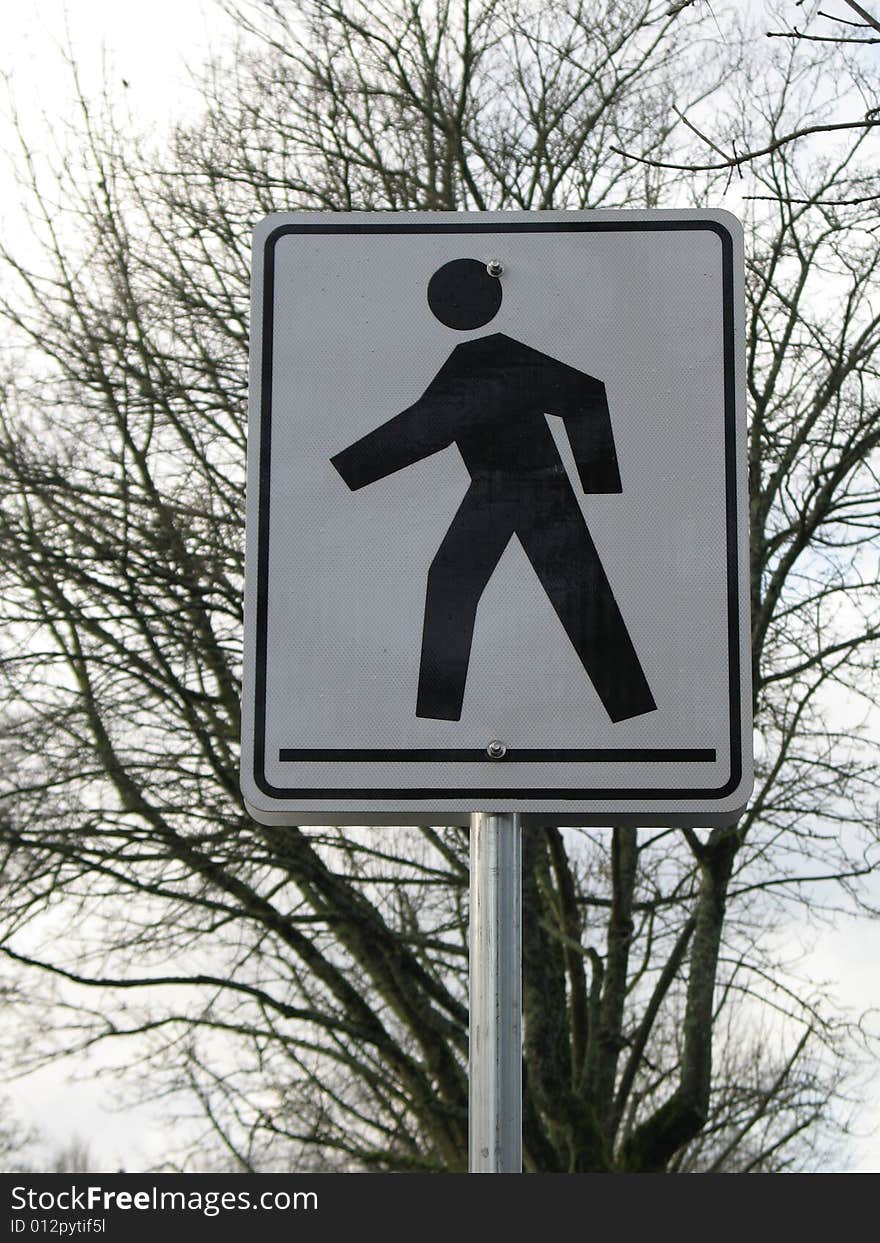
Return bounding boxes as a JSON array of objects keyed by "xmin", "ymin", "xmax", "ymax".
[
  {"xmin": 416, "ymin": 689, "xmax": 464, "ymax": 722},
  {"xmin": 606, "ymin": 688, "xmax": 658, "ymax": 723}
]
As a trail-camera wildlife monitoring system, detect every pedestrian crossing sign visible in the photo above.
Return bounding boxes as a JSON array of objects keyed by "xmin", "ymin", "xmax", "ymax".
[{"xmin": 241, "ymin": 210, "xmax": 753, "ymax": 826}]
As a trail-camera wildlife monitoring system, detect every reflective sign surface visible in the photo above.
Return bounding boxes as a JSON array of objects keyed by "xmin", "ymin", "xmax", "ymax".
[{"xmin": 241, "ymin": 210, "xmax": 752, "ymax": 826}]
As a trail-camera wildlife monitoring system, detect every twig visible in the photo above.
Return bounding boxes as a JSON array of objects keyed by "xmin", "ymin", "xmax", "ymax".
[
  {"xmin": 767, "ymin": 29, "xmax": 880, "ymax": 43},
  {"xmin": 611, "ymin": 118, "xmax": 880, "ymax": 172}
]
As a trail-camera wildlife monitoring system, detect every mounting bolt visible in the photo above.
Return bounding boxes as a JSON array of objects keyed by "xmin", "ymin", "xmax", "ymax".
[
  {"xmin": 486, "ymin": 739, "xmax": 507, "ymax": 760},
  {"xmin": 486, "ymin": 260, "xmax": 503, "ymax": 278}
]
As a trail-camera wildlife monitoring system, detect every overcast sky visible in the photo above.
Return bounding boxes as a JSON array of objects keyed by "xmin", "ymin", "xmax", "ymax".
[
  {"xmin": 2, "ymin": 0, "xmax": 232, "ymax": 1170},
  {"xmin": 5, "ymin": 1, "xmax": 217, "ymax": 118}
]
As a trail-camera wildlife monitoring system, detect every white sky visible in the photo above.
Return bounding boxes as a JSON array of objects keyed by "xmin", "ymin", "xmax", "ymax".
[
  {"xmin": 4, "ymin": 1, "xmax": 217, "ymax": 119},
  {"xmin": 1, "ymin": 0, "xmax": 879, "ymax": 1175},
  {"xmin": 2, "ymin": 0, "xmax": 233, "ymax": 1173}
]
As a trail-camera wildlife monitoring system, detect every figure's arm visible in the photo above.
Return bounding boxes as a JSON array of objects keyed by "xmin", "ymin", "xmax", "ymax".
[
  {"xmin": 547, "ymin": 365, "xmax": 622, "ymax": 494},
  {"xmin": 331, "ymin": 390, "xmax": 454, "ymax": 491}
]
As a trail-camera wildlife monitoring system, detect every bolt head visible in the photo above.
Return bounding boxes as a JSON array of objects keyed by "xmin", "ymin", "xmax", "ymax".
[
  {"xmin": 486, "ymin": 260, "xmax": 503, "ymax": 278},
  {"xmin": 486, "ymin": 740, "xmax": 507, "ymax": 759}
]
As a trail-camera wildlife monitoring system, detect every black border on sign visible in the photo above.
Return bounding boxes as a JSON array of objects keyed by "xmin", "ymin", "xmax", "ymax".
[{"xmin": 251, "ymin": 218, "xmax": 743, "ymax": 803}]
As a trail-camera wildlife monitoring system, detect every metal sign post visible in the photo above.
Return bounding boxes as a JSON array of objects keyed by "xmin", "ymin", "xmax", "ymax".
[{"xmin": 469, "ymin": 812, "xmax": 522, "ymax": 1173}]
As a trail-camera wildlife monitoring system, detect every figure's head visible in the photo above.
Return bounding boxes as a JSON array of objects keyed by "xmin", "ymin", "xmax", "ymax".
[{"xmin": 427, "ymin": 258, "xmax": 502, "ymax": 330}]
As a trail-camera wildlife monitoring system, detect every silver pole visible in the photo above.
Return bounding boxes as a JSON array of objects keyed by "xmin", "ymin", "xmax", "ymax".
[{"xmin": 469, "ymin": 811, "xmax": 522, "ymax": 1173}]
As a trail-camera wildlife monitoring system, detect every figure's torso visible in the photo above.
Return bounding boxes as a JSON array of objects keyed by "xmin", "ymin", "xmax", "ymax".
[{"xmin": 435, "ymin": 334, "xmax": 587, "ymax": 479}]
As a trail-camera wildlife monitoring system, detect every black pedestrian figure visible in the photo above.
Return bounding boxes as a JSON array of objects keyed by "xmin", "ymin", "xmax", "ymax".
[{"xmin": 331, "ymin": 258, "xmax": 656, "ymax": 723}]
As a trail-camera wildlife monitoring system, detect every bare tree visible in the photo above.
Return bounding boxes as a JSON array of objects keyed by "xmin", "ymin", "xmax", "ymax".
[
  {"xmin": 768, "ymin": 0, "xmax": 880, "ymax": 47},
  {"xmin": 0, "ymin": 0, "xmax": 877, "ymax": 1172},
  {"xmin": 619, "ymin": 1, "xmax": 880, "ymax": 174},
  {"xmin": 0, "ymin": 1096, "xmax": 38, "ymax": 1173},
  {"xmin": 0, "ymin": 1091, "xmax": 97, "ymax": 1173}
]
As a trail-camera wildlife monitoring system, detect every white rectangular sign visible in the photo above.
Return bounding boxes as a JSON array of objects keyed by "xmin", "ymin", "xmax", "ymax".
[{"xmin": 241, "ymin": 210, "xmax": 752, "ymax": 826}]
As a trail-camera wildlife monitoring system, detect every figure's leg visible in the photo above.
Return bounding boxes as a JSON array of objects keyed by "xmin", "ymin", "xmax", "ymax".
[
  {"xmin": 417, "ymin": 487, "xmax": 514, "ymax": 721},
  {"xmin": 516, "ymin": 487, "xmax": 656, "ymax": 722}
]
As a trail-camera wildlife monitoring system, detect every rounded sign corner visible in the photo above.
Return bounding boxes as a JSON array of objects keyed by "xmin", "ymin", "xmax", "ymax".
[{"xmin": 700, "ymin": 208, "xmax": 744, "ymax": 252}]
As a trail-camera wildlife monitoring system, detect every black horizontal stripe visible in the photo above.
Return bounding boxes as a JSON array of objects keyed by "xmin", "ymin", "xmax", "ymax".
[{"xmin": 279, "ymin": 747, "xmax": 716, "ymax": 763}]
